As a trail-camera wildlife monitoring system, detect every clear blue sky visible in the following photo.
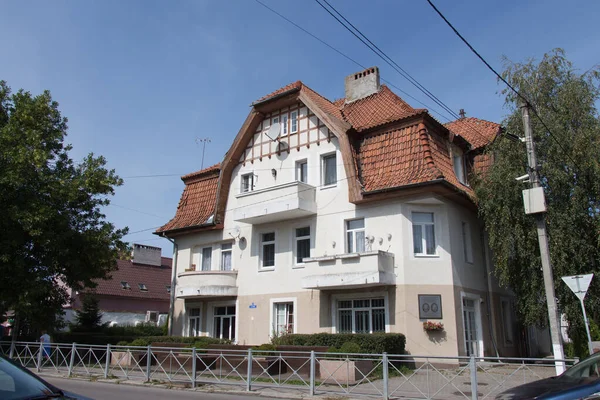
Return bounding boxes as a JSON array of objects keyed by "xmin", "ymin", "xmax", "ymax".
[{"xmin": 1, "ymin": 0, "xmax": 599, "ymax": 256}]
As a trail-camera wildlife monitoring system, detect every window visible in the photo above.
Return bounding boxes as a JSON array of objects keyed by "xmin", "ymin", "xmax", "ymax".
[
  {"xmin": 120, "ymin": 281, "xmax": 130, "ymax": 290},
  {"xmin": 296, "ymin": 160, "xmax": 308, "ymax": 183},
  {"xmin": 273, "ymin": 302, "xmax": 294, "ymax": 336},
  {"xmin": 241, "ymin": 173, "xmax": 254, "ymax": 193},
  {"xmin": 453, "ymin": 154, "xmax": 466, "ymax": 184},
  {"xmin": 500, "ymin": 299, "xmax": 514, "ymax": 346},
  {"xmin": 221, "ymin": 243, "xmax": 232, "ymax": 271},
  {"xmin": 346, "ymin": 219, "xmax": 365, "ymax": 253},
  {"xmin": 166, "ymin": 285, "xmax": 171, "ymax": 294},
  {"xmin": 282, "ymin": 114, "xmax": 289, "ymax": 135},
  {"xmin": 462, "ymin": 222, "xmax": 473, "ymax": 263},
  {"xmin": 213, "ymin": 305, "xmax": 236, "ymax": 340},
  {"xmin": 290, "ymin": 111, "xmax": 298, "ymax": 133},
  {"xmin": 138, "ymin": 283, "xmax": 148, "ymax": 291},
  {"xmin": 295, "ymin": 227, "xmax": 311, "ymax": 264},
  {"xmin": 188, "ymin": 308, "xmax": 201, "ymax": 337},
  {"xmin": 201, "ymin": 247, "xmax": 212, "ymax": 271},
  {"xmin": 322, "ymin": 153, "xmax": 337, "ymax": 186},
  {"xmin": 337, "ymin": 298, "xmax": 385, "ymax": 334},
  {"xmin": 412, "ymin": 212, "xmax": 436, "ymax": 255},
  {"xmin": 261, "ymin": 232, "xmax": 276, "ymax": 268}
]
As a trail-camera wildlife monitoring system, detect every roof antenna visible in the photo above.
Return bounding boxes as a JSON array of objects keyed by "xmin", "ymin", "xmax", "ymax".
[
  {"xmin": 195, "ymin": 137, "xmax": 211, "ymax": 169},
  {"xmin": 459, "ymin": 109, "xmax": 466, "ymax": 119}
]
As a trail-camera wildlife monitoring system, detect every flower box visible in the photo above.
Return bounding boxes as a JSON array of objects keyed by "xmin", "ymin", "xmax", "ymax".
[{"xmin": 423, "ymin": 321, "xmax": 444, "ymax": 332}]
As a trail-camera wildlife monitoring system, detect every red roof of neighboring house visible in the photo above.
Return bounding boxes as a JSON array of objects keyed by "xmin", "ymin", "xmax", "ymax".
[
  {"xmin": 444, "ymin": 117, "xmax": 501, "ymax": 150},
  {"xmin": 155, "ymin": 164, "xmax": 220, "ymax": 233},
  {"xmin": 92, "ymin": 257, "xmax": 172, "ymax": 300}
]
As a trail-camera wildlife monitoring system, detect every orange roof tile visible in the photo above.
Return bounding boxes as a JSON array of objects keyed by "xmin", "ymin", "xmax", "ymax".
[
  {"xmin": 253, "ymin": 81, "xmax": 302, "ymax": 104},
  {"xmin": 444, "ymin": 117, "xmax": 501, "ymax": 150},
  {"xmin": 155, "ymin": 164, "xmax": 220, "ymax": 233}
]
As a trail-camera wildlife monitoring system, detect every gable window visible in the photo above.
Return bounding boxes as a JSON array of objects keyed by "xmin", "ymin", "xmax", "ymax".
[
  {"xmin": 290, "ymin": 111, "xmax": 298, "ymax": 133},
  {"xmin": 295, "ymin": 227, "xmax": 311, "ymax": 264},
  {"xmin": 273, "ymin": 302, "xmax": 294, "ymax": 335},
  {"xmin": 462, "ymin": 222, "xmax": 473, "ymax": 263},
  {"xmin": 261, "ymin": 232, "xmax": 276, "ymax": 268},
  {"xmin": 282, "ymin": 114, "xmax": 289, "ymax": 135},
  {"xmin": 296, "ymin": 160, "xmax": 308, "ymax": 183},
  {"xmin": 500, "ymin": 299, "xmax": 515, "ymax": 346},
  {"xmin": 412, "ymin": 212, "xmax": 436, "ymax": 255},
  {"xmin": 346, "ymin": 219, "xmax": 365, "ymax": 253},
  {"xmin": 453, "ymin": 154, "xmax": 466, "ymax": 184},
  {"xmin": 337, "ymin": 298, "xmax": 385, "ymax": 334},
  {"xmin": 241, "ymin": 173, "xmax": 254, "ymax": 193},
  {"xmin": 322, "ymin": 153, "xmax": 337, "ymax": 186},
  {"xmin": 138, "ymin": 283, "xmax": 148, "ymax": 292},
  {"xmin": 188, "ymin": 308, "xmax": 201, "ymax": 337},
  {"xmin": 221, "ymin": 243, "xmax": 233, "ymax": 271},
  {"xmin": 201, "ymin": 247, "xmax": 212, "ymax": 271}
]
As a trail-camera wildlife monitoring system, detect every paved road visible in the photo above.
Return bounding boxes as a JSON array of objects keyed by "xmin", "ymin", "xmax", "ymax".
[{"xmin": 45, "ymin": 377, "xmax": 260, "ymax": 400}]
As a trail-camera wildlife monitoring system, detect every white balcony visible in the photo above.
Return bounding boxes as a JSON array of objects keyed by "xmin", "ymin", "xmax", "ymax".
[
  {"xmin": 301, "ymin": 251, "xmax": 396, "ymax": 290},
  {"xmin": 176, "ymin": 270, "xmax": 238, "ymax": 298},
  {"xmin": 233, "ymin": 181, "xmax": 317, "ymax": 224}
]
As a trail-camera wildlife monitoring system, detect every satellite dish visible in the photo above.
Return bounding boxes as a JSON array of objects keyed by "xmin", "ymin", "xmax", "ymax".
[
  {"xmin": 265, "ymin": 123, "xmax": 280, "ymax": 142},
  {"xmin": 230, "ymin": 226, "xmax": 241, "ymax": 239}
]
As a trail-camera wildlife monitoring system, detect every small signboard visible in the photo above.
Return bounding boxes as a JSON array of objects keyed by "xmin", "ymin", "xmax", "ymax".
[
  {"xmin": 419, "ymin": 294, "xmax": 442, "ymax": 319},
  {"xmin": 249, "ymin": 302, "xmax": 257, "ymax": 309},
  {"xmin": 562, "ymin": 274, "xmax": 593, "ymax": 301}
]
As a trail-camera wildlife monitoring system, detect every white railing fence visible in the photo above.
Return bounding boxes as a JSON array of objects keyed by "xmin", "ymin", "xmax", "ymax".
[{"xmin": 0, "ymin": 341, "xmax": 576, "ymax": 400}]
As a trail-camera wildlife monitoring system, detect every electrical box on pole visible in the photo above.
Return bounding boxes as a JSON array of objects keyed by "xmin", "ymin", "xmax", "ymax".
[{"xmin": 523, "ymin": 187, "xmax": 547, "ymax": 214}]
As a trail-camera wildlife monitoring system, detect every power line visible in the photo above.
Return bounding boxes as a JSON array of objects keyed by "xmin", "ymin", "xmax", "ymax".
[
  {"xmin": 109, "ymin": 203, "xmax": 167, "ymax": 219},
  {"xmin": 122, "ymin": 173, "xmax": 182, "ymax": 179},
  {"xmin": 123, "ymin": 226, "xmax": 162, "ymax": 236}
]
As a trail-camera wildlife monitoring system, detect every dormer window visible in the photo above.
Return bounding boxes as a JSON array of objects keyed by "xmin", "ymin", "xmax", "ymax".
[
  {"xmin": 120, "ymin": 281, "xmax": 131, "ymax": 290},
  {"xmin": 453, "ymin": 154, "xmax": 466, "ymax": 185},
  {"xmin": 138, "ymin": 283, "xmax": 148, "ymax": 291}
]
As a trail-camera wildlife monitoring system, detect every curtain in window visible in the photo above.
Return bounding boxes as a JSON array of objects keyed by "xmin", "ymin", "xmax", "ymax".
[{"xmin": 324, "ymin": 155, "xmax": 337, "ymax": 185}]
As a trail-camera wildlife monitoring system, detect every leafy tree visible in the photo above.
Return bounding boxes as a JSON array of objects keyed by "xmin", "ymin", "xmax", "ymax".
[
  {"xmin": 74, "ymin": 295, "xmax": 104, "ymax": 331},
  {"xmin": 474, "ymin": 49, "xmax": 600, "ymax": 354},
  {"xmin": 0, "ymin": 81, "xmax": 128, "ymax": 333}
]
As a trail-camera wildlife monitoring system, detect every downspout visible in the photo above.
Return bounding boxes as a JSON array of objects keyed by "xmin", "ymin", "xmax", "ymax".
[
  {"xmin": 481, "ymin": 228, "xmax": 500, "ymax": 357},
  {"xmin": 162, "ymin": 234, "xmax": 178, "ymax": 337}
]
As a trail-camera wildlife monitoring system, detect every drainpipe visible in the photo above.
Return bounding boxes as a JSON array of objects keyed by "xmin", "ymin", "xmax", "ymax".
[
  {"xmin": 162, "ymin": 234, "xmax": 178, "ymax": 337},
  {"xmin": 481, "ymin": 228, "xmax": 500, "ymax": 357}
]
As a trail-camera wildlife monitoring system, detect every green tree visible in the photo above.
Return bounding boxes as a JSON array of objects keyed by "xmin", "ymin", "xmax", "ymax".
[
  {"xmin": 474, "ymin": 49, "xmax": 600, "ymax": 355},
  {"xmin": 0, "ymin": 81, "xmax": 128, "ymax": 333},
  {"xmin": 74, "ymin": 295, "xmax": 104, "ymax": 331}
]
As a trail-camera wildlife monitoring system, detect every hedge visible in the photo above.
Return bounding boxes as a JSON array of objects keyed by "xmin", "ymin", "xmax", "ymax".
[{"xmin": 272, "ymin": 333, "xmax": 406, "ymax": 355}]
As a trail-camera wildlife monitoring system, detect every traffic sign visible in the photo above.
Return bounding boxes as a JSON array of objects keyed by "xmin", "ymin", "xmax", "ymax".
[{"xmin": 562, "ymin": 274, "xmax": 593, "ymax": 301}]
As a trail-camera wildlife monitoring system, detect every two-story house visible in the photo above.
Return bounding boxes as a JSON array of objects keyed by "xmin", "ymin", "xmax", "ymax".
[{"xmin": 156, "ymin": 67, "xmax": 521, "ymax": 358}]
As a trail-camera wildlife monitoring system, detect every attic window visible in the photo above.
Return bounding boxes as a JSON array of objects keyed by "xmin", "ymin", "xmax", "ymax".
[
  {"xmin": 138, "ymin": 283, "xmax": 148, "ymax": 291},
  {"xmin": 120, "ymin": 281, "xmax": 131, "ymax": 290}
]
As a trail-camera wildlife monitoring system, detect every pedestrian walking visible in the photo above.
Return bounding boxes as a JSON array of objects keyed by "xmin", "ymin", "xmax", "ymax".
[{"xmin": 40, "ymin": 330, "xmax": 51, "ymax": 360}]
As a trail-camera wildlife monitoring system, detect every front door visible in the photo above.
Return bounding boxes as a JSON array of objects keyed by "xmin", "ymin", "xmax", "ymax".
[
  {"xmin": 463, "ymin": 298, "xmax": 480, "ymax": 357},
  {"xmin": 213, "ymin": 305, "xmax": 236, "ymax": 340}
]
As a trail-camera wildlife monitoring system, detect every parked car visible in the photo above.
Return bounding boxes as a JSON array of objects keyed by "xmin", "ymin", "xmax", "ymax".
[
  {"xmin": 0, "ymin": 354, "xmax": 91, "ymax": 399},
  {"xmin": 496, "ymin": 352, "xmax": 600, "ymax": 399}
]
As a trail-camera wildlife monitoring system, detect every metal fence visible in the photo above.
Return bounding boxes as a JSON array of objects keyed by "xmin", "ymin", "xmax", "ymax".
[{"xmin": 0, "ymin": 341, "xmax": 577, "ymax": 400}]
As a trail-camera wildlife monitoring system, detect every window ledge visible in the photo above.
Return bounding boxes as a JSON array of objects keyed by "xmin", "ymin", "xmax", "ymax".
[
  {"xmin": 258, "ymin": 267, "xmax": 275, "ymax": 272},
  {"xmin": 292, "ymin": 264, "xmax": 305, "ymax": 269},
  {"xmin": 414, "ymin": 254, "xmax": 440, "ymax": 259},
  {"xmin": 319, "ymin": 184, "xmax": 337, "ymax": 191}
]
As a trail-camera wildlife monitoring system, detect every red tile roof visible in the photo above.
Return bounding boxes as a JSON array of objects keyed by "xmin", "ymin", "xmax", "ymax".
[
  {"xmin": 444, "ymin": 117, "xmax": 501, "ymax": 150},
  {"xmin": 92, "ymin": 257, "xmax": 172, "ymax": 300},
  {"xmin": 253, "ymin": 81, "xmax": 302, "ymax": 104},
  {"xmin": 155, "ymin": 164, "xmax": 220, "ymax": 233}
]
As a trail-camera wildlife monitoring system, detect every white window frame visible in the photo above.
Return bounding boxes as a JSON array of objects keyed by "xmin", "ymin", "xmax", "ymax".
[
  {"xmin": 220, "ymin": 242, "xmax": 233, "ymax": 271},
  {"xmin": 260, "ymin": 231, "xmax": 276, "ymax": 270},
  {"xmin": 460, "ymin": 292, "xmax": 484, "ymax": 358},
  {"xmin": 345, "ymin": 218, "xmax": 366, "ymax": 254},
  {"xmin": 412, "ymin": 212, "xmax": 438, "ymax": 257},
  {"xmin": 462, "ymin": 221, "xmax": 474, "ymax": 264},
  {"xmin": 282, "ymin": 114, "xmax": 289, "ymax": 135},
  {"xmin": 269, "ymin": 297, "xmax": 298, "ymax": 337},
  {"xmin": 453, "ymin": 153, "xmax": 467, "ymax": 185},
  {"xmin": 296, "ymin": 159, "xmax": 308, "ymax": 183},
  {"xmin": 201, "ymin": 246, "xmax": 212, "ymax": 271},
  {"xmin": 321, "ymin": 152, "xmax": 337, "ymax": 187},
  {"xmin": 290, "ymin": 111, "xmax": 298, "ymax": 133},
  {"xmin": 294, "ymin": 226, "xmax": 311, "ymax": 266},
  {"xmin": 208, "ymin": 300, "xmax": 237, "ymax": 342},
  {"xmin": 500, "ymin": 297, "xmax": 515, "ymax": 347},
  {"xmin": 187, "ymin": 307, "xmax": 202, "ymax": 337},
  {"xmin": 241, "ymin": 173, "xmax": 254, "ymax": 193},
  {"xmin": 331, "ymin": 292, "xmax": 390, "ymax": 334}
]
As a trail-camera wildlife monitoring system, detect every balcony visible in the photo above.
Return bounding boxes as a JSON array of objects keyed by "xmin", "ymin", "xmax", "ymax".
[
  {"xmin": 176, "ymin": 270, "xmax": 238, "ymax": 298},
  {"xmin": 233, "ymin": 181, "xmax": 317, "ymax": 224},
  {"xmin": 301, "ymin": 251, "xmax": 396, "ymax": 290}
]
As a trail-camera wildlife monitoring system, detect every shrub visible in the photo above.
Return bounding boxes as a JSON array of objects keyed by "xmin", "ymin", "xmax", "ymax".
[
  {"xmin": 272, "ymin": 333, "xmax": 405, "ymax": 354},
  {"xmin": 340, "ymin": 341, "xmax": 362, "ymax": 354}
]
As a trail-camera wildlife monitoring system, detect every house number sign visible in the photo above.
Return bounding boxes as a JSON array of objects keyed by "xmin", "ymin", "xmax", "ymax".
[{"xmin": 418, "ymin": 294, "xmax": 442, "ymax": 319}]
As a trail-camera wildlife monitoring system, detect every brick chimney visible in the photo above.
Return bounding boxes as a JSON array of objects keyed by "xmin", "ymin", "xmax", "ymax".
[
  {"xmin": 344, "ymin": 67, "xmax": 380, "ymax": 103},
  {"xmin": 132, "ymin": 244, "xmax": 162, "ymax": 266}
]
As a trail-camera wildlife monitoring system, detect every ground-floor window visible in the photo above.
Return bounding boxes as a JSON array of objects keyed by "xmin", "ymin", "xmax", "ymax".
[
  {"xmin": 273, "ymin": 302, "xmax": 294, "ymax": 336},
  {"xmin": 188, "ymin": 308, "xmax": 201, "ymax": 337},
  {"xmin": 337, "ymin": 298, "xmax": 386, "ymax": 334},
  {"xmin": 214, "ymin": 305, "xmax": 236, "ymax": 340}
]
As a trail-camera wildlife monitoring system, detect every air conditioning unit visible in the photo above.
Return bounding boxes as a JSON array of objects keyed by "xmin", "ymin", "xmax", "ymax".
[{"xmin": 145, "ymin": 311, "xmax": 159, "ymax": 325}]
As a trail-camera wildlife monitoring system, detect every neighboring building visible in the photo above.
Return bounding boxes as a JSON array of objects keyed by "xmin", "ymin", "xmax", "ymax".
[
  {"xmin": 65, "ymin": 244, "xmax": 173, "ymax": 327},
  {"xmin": 156, "ymin": 67, "xmax": 522, "ymax": 357}
]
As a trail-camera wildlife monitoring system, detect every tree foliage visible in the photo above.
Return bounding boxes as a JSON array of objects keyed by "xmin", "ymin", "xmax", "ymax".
[
  {"xmin": 0, "ymin": 81, "xmax": 128, "ymax": 332},
  {"xmin": 474, "ymin": 49, "xmax": 600, "ymax": 349},
  {"xmin": 73, "ymin": 295, "xmax": 104, "ymax": 331}
]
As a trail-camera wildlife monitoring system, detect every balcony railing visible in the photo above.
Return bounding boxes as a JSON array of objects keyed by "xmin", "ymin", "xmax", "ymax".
[
  {"xmin": 176, "ymin": 270, "xmax": 238, "ymax": 298},
  {"xmin": 233, "ymin": 181, "xmax": 317, "ymax": 224},
  {"xmin": 301, "ymin": 251, "xmax": 395, "ymax": 290}
]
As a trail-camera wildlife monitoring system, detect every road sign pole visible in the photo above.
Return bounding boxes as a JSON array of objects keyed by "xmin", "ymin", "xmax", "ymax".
[
  {"xmin": 580, "ymin": 298, "xmax": 594, "ymax": 355},
  {"xmin": 562, "ymin": 274, "xmax": 595, "ymax": 356}
]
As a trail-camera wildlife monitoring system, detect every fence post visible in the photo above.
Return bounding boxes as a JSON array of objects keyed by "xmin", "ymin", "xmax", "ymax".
[
  {"xmin": 246, "ymin": 348, "xmax": 253, "ymax": 392},
  {"xmin": 191, "ymin": 347, "xmax": 197, "ymax": 388},
  {"xmin": 470, "ymin": 356, "xmax": 478, "ymax": 400},
  {"xmin": 309, "ymin": 350, "xmax": 316, "ymax": 396},
  {"xmin": 68, "ymin": 343, "xmax": 76, "ymax": 377},
  {"xmin": 146, "ymin": 345, "xmax": 152, "ymax": 382},
  {"xmin": 382, "ymin": 352, "xmax": 389, "ymax": 400},
  {"xmin": 104, "ymin": 344, "xmax": 111, "ymax": 379},
  {"xmin": 37, "ymin": 342, "xmax": 43, "ymax": 372}
]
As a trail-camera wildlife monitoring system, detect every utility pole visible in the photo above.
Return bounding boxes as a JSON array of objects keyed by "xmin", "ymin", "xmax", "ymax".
[{"xmin": 520, "ymin": 100, "xmax": 565, "ymax": 374}]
